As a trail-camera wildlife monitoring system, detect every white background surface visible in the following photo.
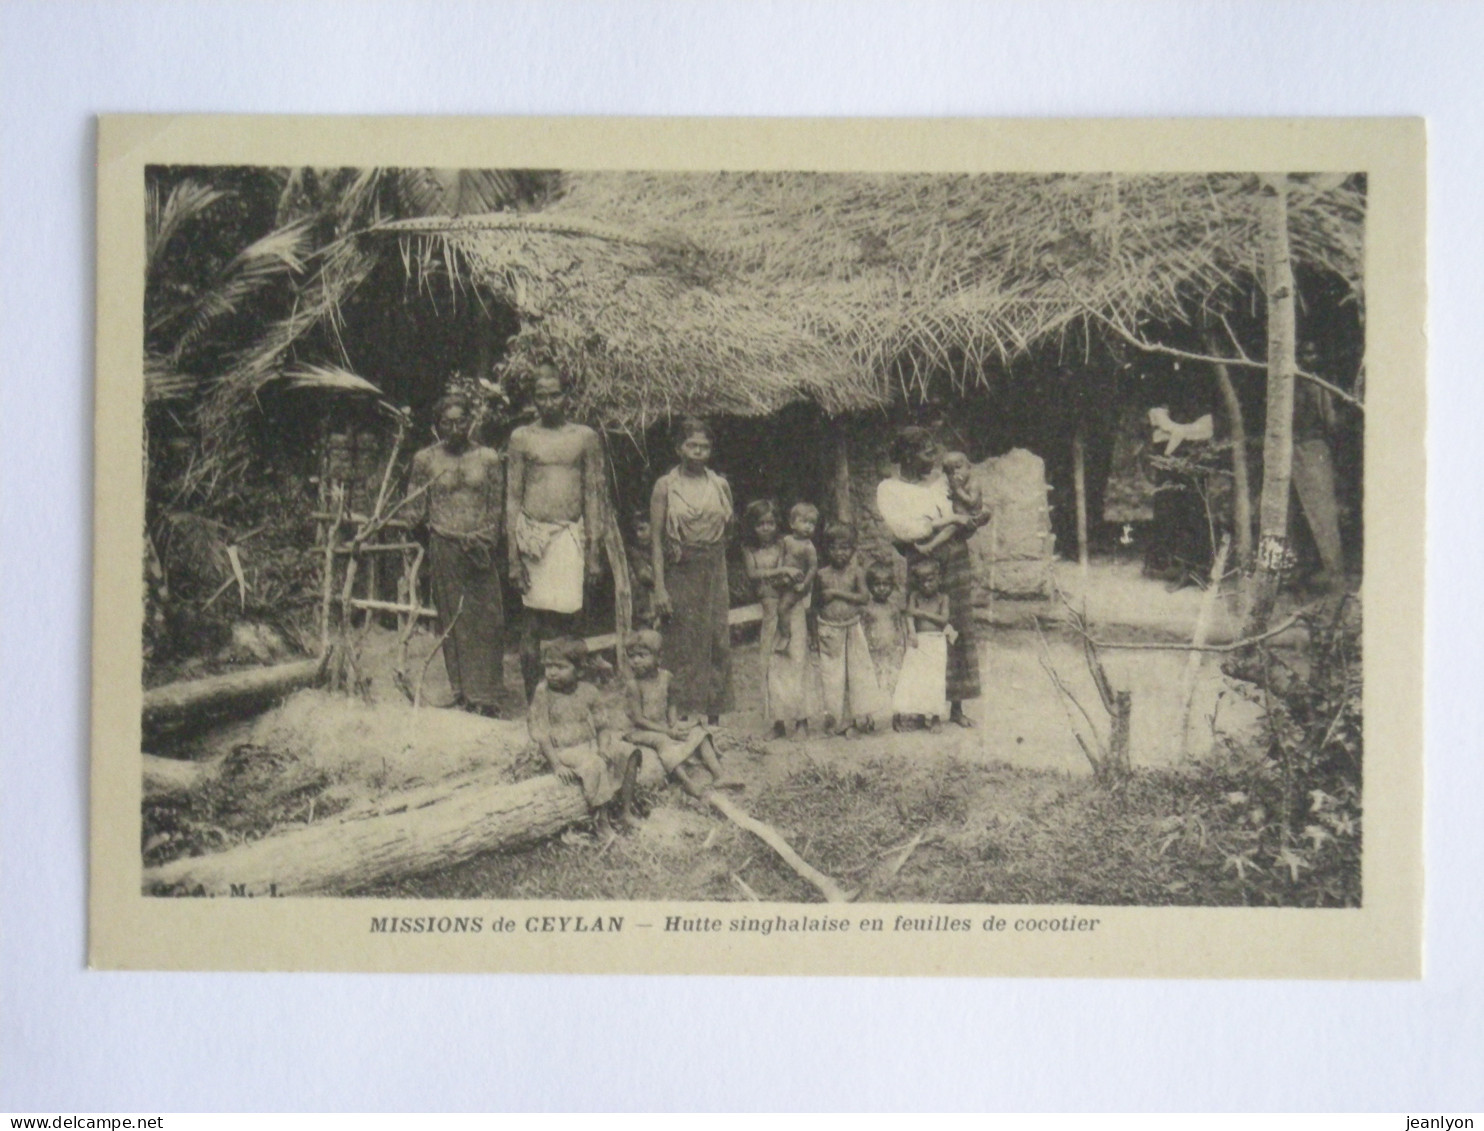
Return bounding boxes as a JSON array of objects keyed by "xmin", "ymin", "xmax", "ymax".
[{"xmin": 3, "ymin": 0, "xmax": 1480, "ymax": 1112}]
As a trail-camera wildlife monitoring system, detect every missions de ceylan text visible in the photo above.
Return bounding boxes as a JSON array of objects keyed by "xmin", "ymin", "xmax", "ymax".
[{"xmin": 369, "ymin": 913, "xmax": 1101, "ymax": 935}]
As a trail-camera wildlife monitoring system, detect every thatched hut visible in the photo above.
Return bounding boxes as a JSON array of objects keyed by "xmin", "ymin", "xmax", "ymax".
[
  {"xmin": 197, "ymin": 170, "xmax": 1365, "ymax": 613},
  {"xmin": 364, "ymin": 171, "xmax": 1363, "ymax": 586}
]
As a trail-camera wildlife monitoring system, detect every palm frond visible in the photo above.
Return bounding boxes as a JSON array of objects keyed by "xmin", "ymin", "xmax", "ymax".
[
  {"xmin": 279, "ymin": 363, "xmax": 383, "ymax": 396},
  {"xmin": 144, "ymin": 352, "xmax": 199, "ymax": 403},
  {"xmin": 146, "ymin": 179, "xmax": 230, "ymax": 275},
  {"xmin": 156, "ymin": 219, "xmax": 314, "ymax": 360}
]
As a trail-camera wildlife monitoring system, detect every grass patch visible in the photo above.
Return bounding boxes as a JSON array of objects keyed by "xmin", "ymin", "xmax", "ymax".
[{"xmin": 356, "ymin": 751, "xmax": 1360, "ymax": 907}]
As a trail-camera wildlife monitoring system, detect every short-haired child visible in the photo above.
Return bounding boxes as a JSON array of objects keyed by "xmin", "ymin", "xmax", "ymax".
[
  {"xmin": 910, "ymin": 452, "xmax": 988, "ymax": 558},
  {"xmin": 772, "ymin": 501, "xmax": 819, "ymax": 654},
  {"xmin": 626, "ymin": 506, "xmax": 658, "ymax": 629},
  {"xmin": 742, "ymin": 501, "xmax": 813, "ymax": 739},
  {"xmin": 861, "ymin": 560, "xmax": 906, "ymax": 727},
  {"xmin": 528, "ymin": 636, "xmax": 642, "ymax": 832},
  {"xmin": 622, "ymin": 630, "xmax": 740, "ymax": 797},
  {"xmin": 941, "ymin": 451, "xmax": 988, "ymax": 524},
  {"xmin": 815, "ymin": 523, "xmax": 887, "ymax": 736},
  {"xmin": 892, "ymin": 558, "xmax": 956, "ymax": 732}
]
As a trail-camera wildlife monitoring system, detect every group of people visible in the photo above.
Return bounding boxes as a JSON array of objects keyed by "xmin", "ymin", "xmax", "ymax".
[
  {"xmin": 403, "ymin": 367, "xmax": 987, "ymax": 829},
  {"xmin": 737, "ymin": 426, "xmax": 989, "ymax": 740}
]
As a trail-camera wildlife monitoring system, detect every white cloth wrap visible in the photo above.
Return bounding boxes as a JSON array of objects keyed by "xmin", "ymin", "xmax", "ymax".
[
  {"xmin": 516, "ymin": 512, "xmax": 585, "ymax": 614},
  {"xmin": 892, "ymin": 630, "xmax": 949, "ymax": 717}
]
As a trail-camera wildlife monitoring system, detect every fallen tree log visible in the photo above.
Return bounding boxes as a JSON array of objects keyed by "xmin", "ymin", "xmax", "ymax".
[
  {"xmin": 142, "ymin": 657, "xmax": 324, "ymax": 743},
  {"xmin": 145, "ymin": 751, "xmax": 856, "ymax": 902},
  {"xmin": 144, "ymin": 766, "xmax": 597, "ymax": 896},
  {"xmin": 143, "ymin": 752, "xmax": 221, "ymax": 799}
]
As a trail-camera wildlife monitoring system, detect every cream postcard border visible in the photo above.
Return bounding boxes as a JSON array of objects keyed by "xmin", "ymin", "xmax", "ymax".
[{"xmin": 90, "ymin": 115, "xmax": 1425, "ymax": 976}]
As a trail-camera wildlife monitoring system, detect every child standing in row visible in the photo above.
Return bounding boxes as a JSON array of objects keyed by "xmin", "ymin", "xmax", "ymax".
[
  {"xmin": 621, "ymin": 629, "xmax": 740, "ymax": 797},
  {"xmin": 743, "ymin": 500, "xmax": 812, "ymax": 738},
  {"xmin": 892, "ymin": 558, "xmax": 955, "ymax": 732},
  {"xmin": 528, "ymin": 636, "xmax": 642, "ymax": 833},
  {"xmin": 772, "ymin": 501, "xmax": 820, "ymax": 654},
  {"xmin": 626, "ymin": 506, "xmax": 658, "ymax": 630},
  {"xmin": 815, "ymin": 523, "xmax": 888, "ymax": 736},
  {"xmin": 861, "ymin": 560, "xmax": 906, "ymax": 716}
]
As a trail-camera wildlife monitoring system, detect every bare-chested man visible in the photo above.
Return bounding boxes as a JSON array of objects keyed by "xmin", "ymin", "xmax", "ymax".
[
  {"xmin": 506, "ymin": 364, "xmax": 603, "ymax": 698},
  {"xmin": 407, "ymin": 393, "xmax": 506, "ymax": 715}
]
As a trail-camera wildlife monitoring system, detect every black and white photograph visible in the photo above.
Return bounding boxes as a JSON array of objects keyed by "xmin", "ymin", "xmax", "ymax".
[
  {"xmin": 136, "ymin": 161, "xmax": 1369, "ymax": 908},
  {"xmin": 79, "ymin": 114, "xmax": 1423, "ymax": 978}
]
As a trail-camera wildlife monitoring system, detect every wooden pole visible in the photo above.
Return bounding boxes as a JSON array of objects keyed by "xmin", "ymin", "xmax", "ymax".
[
  {"xmin": 1179, "ymin": 533, "xmax": 1231, "ymax": 757},
  {"xmin": 833, "ymin": 430, "xmax": 854, "ymax": 526},
  {"xmin": 600, "ymin": 435, "xmax": 633, "ymax": 682},
  {"xmin": 1208, "ymin": 350, "xmax": 1254, "ymax": 573},
  {"xmin": 1072, "ymin": 426, "xmax": 1090, "ymax": 596},
  {"xmin": 1247, "ymin": 174, "xmax": 1298, "ymax": 635},
  {"xmin": 1107, "ymin": 690, "xmax": 1132, "ymax": 778},
  {"xmin": 318, "ymin": 486, "xmax": 343, "ymax": 655}
]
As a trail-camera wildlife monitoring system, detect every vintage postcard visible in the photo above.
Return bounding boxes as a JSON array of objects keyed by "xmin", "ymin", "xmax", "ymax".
[{"xmin": 91, "ymin": 116, "xmax": 1424, "ymax": 975}]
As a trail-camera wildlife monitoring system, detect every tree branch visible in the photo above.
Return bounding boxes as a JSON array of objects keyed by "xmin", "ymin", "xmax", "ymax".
[
  {"xmin": 1083, "ymin": 305, "xmax": 1365, "ymax": 411},
  {"xmin": 1087, "ymin": 608, "xmax": 1310, "ymax": 653}
]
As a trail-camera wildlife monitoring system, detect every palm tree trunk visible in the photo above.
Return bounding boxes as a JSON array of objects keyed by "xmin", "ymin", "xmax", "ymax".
[
  {"xmin": 1072, "ymin": 426, "xmax": 1090, "ymax": 589},
  {"xmin": 1205, "ymin": 342, "xmax": 1254, "ymax": 571},
  {"xmin": 1247, "ymin": 174, "xmax": 1298, "ymax": 634}
]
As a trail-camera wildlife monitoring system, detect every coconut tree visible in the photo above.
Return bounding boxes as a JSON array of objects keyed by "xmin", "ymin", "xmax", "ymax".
[{"xmin": 143, "ymin": 170, "xmax": 317, "ymax": 658}]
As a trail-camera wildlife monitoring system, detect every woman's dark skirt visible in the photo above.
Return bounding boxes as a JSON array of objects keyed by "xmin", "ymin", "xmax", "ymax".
[
  {"xmin": 661, "ymin": 540, "xmax": 734, "ymax": 717},
  {"xmin": 428, "ymin": 533, "xmax": 505, "ymax": 708}
]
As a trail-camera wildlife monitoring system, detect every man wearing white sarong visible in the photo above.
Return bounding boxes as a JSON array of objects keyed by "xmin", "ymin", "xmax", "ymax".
[{"xmin": 507, "ymin": 365, "xmax": 604, "ymax": 699}]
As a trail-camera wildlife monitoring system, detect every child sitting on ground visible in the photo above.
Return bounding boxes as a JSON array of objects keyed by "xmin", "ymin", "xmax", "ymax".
[
  {"xmin": 773, "ymin": 501, "xmax": 820, "ymax": 654},
  {"xmin": 621, "ymin": 629, "xmax": 741, "ymax": 797},
  {"xmin": 528, "ymin": 636, "xmax": 642, "ymax": 833},
  {"xmin": 892, "ymin": 558, "xmax": 956, "ymax": 733},
  {"xmin": 815, "ymin": 523, "xmax": 887, "ymax": 736},
  {"xmin": 861, "ymin": 560, "xmax": 906, "ymax": 721}
]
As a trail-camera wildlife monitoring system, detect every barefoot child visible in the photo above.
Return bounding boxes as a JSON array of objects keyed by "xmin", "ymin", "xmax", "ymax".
[
  {"xmin": 743, "ymin": 500, "xmax": 809, "ymax": 739},
  {"xmin": 773, "ymin": 502, "xmax": 819, "ymax": 654},
  {"xmin": 528, "ymin": 636, "xmax": 642, "ymax": 832},
  {"xmin": 892, "ymin": 558, "xmax": 955, "ymax": 732},
  {"xmin": 815, "ymin": 524, "xmax": 887, "ymax": 735},
  {"xmin": 621, "ymin": 629, "xmax": 741, "ymax": 797},
  {"xmin": 861, "ymin": 560, "xmax": 906, "ymax": 721}
]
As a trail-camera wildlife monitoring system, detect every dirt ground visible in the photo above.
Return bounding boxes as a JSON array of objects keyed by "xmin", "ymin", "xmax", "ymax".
[
  {"xmin": 155, "ymin": 560, "xmax": 1352, "ymax": 906},
  {"xmin": 360, "ymin": 554, "xmax": 1265, "ymax": 780}
]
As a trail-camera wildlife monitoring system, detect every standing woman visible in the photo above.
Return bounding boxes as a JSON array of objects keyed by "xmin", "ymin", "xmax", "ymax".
[
  {"xmin": 651, "ymin": 417, "xmax": 735, "ymax": 725},
  {"xmin": 874, "ymin": 426, "xmax": 983, "ymax": 727},
  {"xmin": 407, "ymin": 393, "xmax": 506, "ymax": 715}
]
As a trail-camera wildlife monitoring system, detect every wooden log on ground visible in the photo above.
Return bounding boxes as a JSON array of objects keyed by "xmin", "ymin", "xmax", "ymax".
[
  {"xmin": 143, "ymin": 767, "xmax": 599, "ymax": 896},
  {"xmin": 143, "ymin": 657, "xmax": 325, "ymax": 742},
  {"xmin": 142, "ymin": 752, "xmax": 220, "ymax": 798}
]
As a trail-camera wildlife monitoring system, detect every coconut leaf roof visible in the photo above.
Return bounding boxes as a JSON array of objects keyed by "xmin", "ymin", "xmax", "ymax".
[{"xmin": 377, "ymin": 171, "xmax": 1366, "ymax": 428}]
